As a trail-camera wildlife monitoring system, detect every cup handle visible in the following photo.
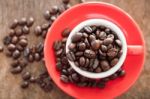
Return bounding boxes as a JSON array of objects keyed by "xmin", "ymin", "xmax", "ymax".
[{"xmin": 127, "ymin": 45, "xmax": 144, "ymax": 55}]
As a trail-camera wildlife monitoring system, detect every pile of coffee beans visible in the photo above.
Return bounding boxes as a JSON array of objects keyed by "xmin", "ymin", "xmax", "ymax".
[
  {"xmin": 67, "ymin": 25, "xmax": 122, "ymax": 73},
  {"xmin": 1, "ymin": 0, "xmax": 72, "ymax": 92},
  {"xmin": 53, "ymin": 27, "xmax": 126, "ymax": 88}
]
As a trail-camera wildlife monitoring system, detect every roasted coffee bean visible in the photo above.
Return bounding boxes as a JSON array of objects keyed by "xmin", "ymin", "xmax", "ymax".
[
  {"xmin": 89, "ymin": 59, "xmax": 94, "ymax": 67},
  {"xmin": 83, "ymin": 33, "xmax": 88, "ymax": 38},
  {"xmin": 115, "ymin": 39, "xmax": 122, "ymax": 47},
  {"xmin": 84, "ymin": 58, "xmax": 89, "ymax": 67},
  {"xmin": 118, "ymin": 50, "xmax": 123, "ymax": 57},
  {"xmin": 15, "ymin": 28, "xmax": 22, "ymax": 36},
  {"xmin": 60, "ymin": 75, "xmax": 69, "ymax": 83},
  {"xmin": 71, "ymin": 73, "xmax": 79, "ymax": 82},
  {"xmin": 62, "ymin": 0, "xmax": 70, "ymax": 4},
  {"xmin": 99, "ymin": 25, "xmax": 106, "ymax": 30},
  {"xmin": 91, "ymin": 40, "xmax": 102, "ymax": 50},
  {"xmin": 99, "ymin": 31, "xmax": 107, "ymax": 40},
  {"xmin": 7, "ymin": 44, "xmax": 16, "ymax": 51},
  {"xmin": 41, "ymin": 23, "xmax": 50, "ymax": 30},
  {"xmin": 34, "ymin": 53, "xmax": 41, "ymax": 61},
  {"xmin": 19, "ymin": 17, "xmax": 27, "ymax": 25},
  {"xmin": 19, "ymin": 35, "xmax": 27, "ymax": 40},
  {"xmin": 61, "ymin": 57, "xmax": 68, "ymax": 65},
  {"xmin": 19, "ymin": 59, "xmax": 28, "ymax": 68},
  {"xmin": 72, "ymin": 32, "xmax": 82, "ymax": 42},
  {"xmin": 0, "ymin": 46, "xmax": 3, "ymax": 52},
  {"xmin": 56, "ymin": 48, "xmax": 63, "ymax": 56},
  {"xmin": 10, "ymin": 19, "xmax": 18, "ymax": 29},
  {"xmin": 22, "ymin": 26, "xmax": 30, "ymax": 34},
  {"xmin": 28, "ymin": 54, "xmax": 34, "ymax": 62},
  {"xmin": 22, "ymin": 72, "xmax": 31, "ymax": 80},
  {"xmin": 100, "ymin": 60, "xmax": 110, "ymax": 71},
  {"xmin": 68, "ymin": 43, "xmax": 76, "ymax": 51},
  {"xmin": 101, "ymin": 45, "xmax": 107, "ymax": 52},
  {"xmin": 89, "ymin": 35, "xmax": 96, "ymax": 42},
  {"xmin": 21, "ymin": 81, "xmax": 29, "ymax": 89},
  {"xmin": 36, "ymin": 43, "xmax": 44, "ymax": 53},
  {"xmin": 66, "ymin": 51, "xmax": 75, "ymax": 61},
  {"xmin": 9, "ymin": 29, "xmax": 15, "ymax": 37},
  {"xmin": 12, "ymin": 50, "xmax": 21, "ymax": 59},
  {"xmin": 110, "ymin": 58, "xmax": 119, "ymax": 66},
  {"xmin": 74, "ymin": 61, "xmax": 79, "ymax": 67},
  {"xmin": 107, "ymin": 44, "xmax": 113, "ymax": 49},
  {"xmin": 84, "ymin": 49, "xmax": 96, "ymax": 58},
  {"xmin": 50, "ymin": 16, "xmax": 57, "ymax": 22},
  {"xmin": 11, "ymin": 66, "xmax": 22, "ymax": 74},
  {"xmin": 92, "ymin": 59, "xmax": 99, "ymax": 69},
  {"xmin": 62, "ymin": 28, "xmax": 71, "ymax": 37},
  {"xmin": 79, "ymin": 57, "xmax": 85, "ymax": 67},
  {"xmin": 44, "ymin": 10, "xmax": 51, "ymax": 20},
  {"xmin": 103, "ymin": 38, "xmax": 113, "ymax": 45},
  {"xmin": 84, "ymin": 38, "xmax": 90, "ymax": 48},
  {"xmin": 11, "ymin": 60, "xmax": 19, "ymax": 67},
  {"xmin": 11, "ymin": 36, "xmax": 18, "ymax": 44},
  {"xmin": 19, "ymin": 39, "xmax": 28, "ymax": 47},
  {"xmin": 53, "ymin": 41, "xmax": 62, "ymax": 50},
  {"xmin": 105, "ymin": 28, "xmax": 111, "ymax": 33},
  {"xmin": 64, "ymin": 4, "xmax": 71, "ymax": 10},
  {"xmin": 84, "ymin": 26, "xmax": 93, "ymax": 33},
  {"xmin": 42, "ymin": 30, "xmax": 47, "ymax": 38},
  {"xmin": 30, "ymin": 76, "xmax": 36, "ymax": 83},
  {"xmin": 35, "ymin": 26, "xmax": 42, "ymax": 36},
  {"xmin": 107, "ymin": 34, "xmax": 114, "ymax": 40},
  {"xmin": 98, "ymin": 50, "xmax": 106, "ymax": 60},
  {"xmin": 24, "ymin": 48, "xmax": 30, "ymax": 57},
  {"xmin": 67, "ymin": 67, "xmax": 74, "ymax": 74},
  {"xmin": 95, "ymin": 67, "xmax": 102, "ymax": 73},
  {"xmin": 3, "ymin": 36, "xmax": 11, "ymax": 45},
  {"xmin": 75, "ymin": 52, "xmax": 83, "ymax": 57},
  {"xmin": 107, "ymin": 48, "xmax": 118, "ymax": 58},
  {"xmin": 27, "ymin": 17, "xmax": 34, "ymax": 27},
  {"xmin": 50, "ymin": 6, "xmax": 59, "ymax": 14},
  {"xmin": 30, "ymin": 45, "xmax": 36, "ymax": 54},
  {"xmin": 62, "ymin": 69, "xmax": 68, "ymax": 75},
  {"xmin": 118, "ymin": 69, "xmax": 126, "ymax": 77},
  {"xmin": 109, "ymin": 74, "xmax": 118, "ymax": 80},
  {"xmin": 17, "ymin": 45, "xmax": 25, "ymax": 51},
  {"xmin": 78, "ymin": 42, "xmax": 86, "ymax": 51}
]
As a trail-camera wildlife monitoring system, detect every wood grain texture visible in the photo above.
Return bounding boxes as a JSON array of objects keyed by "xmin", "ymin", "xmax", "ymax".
[{"xmin": 0, "ymin": 0, "xmax": 149, "ymax": 99}]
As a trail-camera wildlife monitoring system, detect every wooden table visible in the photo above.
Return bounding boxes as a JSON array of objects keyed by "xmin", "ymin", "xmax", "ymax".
[{"xmin": 0, "ymin": 0, "xmax": 149, "ymax": 99}]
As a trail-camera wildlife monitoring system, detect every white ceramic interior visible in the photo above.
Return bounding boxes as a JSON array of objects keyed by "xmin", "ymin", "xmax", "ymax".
[{"xmin": 66, "ymin": 19, "xmax": 127, "ymax": 79}]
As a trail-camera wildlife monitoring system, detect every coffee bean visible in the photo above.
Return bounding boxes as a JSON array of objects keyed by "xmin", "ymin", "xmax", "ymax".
[
  {"xmin": 99, "ymin": 25, "xmax": 106, "ymax": 30},
  {"xmin": 34, "ymin": 53, "xmax": 41, "ymax": 61},
  {"xmin": 50, "ymin": 6, "xmax": 59, "ymax": 14},
  {"xmin": 109, "ymin": 74, "xmax": 118, "ymax": 80},
  {"xmin": 19, "ymin": 35, "xmax": 27, "ymax": 40},
  {"xmin": 95, "ymin": 67, "xmax": 102, "ymax": 73},
  {"xmin": 27, "ymin": 17, "xmax": 34, "ymax": 27},
  {"xmin": 75, "ymin": 52, "xmax": 83, "ymax": 57},
  {"xmin": 91, "ymin": 40, "xmax": 101, "ymax": 50},
  {"xmin": 118, "ymin": 69, "xmax": 126, "ymax": 77},
  {"xmin": 37, "ymin": 42, "xmax": 44, "ymax": 53},
  {"xmin": 60, "ymin": 75, "xmax": 69, "ymax": 83},
  {"xmin": 19, "ymin": 17, "xmax": 27, "ymax": 25},
  {"xmin": 92, "ymin": 59, "xmax": 99, "ymax": 69},
  {"xmin": 103, "ymin": 38, "xmax": 113, "ymax": 45},
  {"xmin": 35, "ymin": 26, "xmax": 42, "ymax": 36},
  {"xmin": 22, "ymin": 72, "xmax": 31, "ymax": 80},
  {"xmin": 11, "ymin": 66, "xmax": 22, "ymax": 74},
  {"xmin": 10, "ymin": 19, "xmax": 18, "ymax": 29},
  {"xmin": 30, "ymin": 76, "xmax": 36, "ymax": 83},
  {"xmin": 99, "ymin": 31, "xmax": 107, "ymax": 40},
  {"xmin": 84, "ymin": 58, "xmax": 89, "ymax": 67},
  {"xmin": 110, "ymin": 58, "xmax": 119, "ymax": 66},
  {"xmin": 64, "ymin": 4, "xmax": 71, "ymax": 10},
  {"xmin": 7, "ymin": 44, "xmax": 16, "ymax": 51},
  {"xmin": 15, "ymin": 28, "xmax": 22, "ymax": 36},
  {"xmin": 24, "ymin": 48, "xmax": 30, "ymax": 57},
  {"xmin": 71, "ymin": 73, "xmax": 79, "ymax": 82},
  {"xmin": 62, "ymin": 69, "xmax": 68, "ymax": 75},
  {"xmin": 72, "ymin": 32, "xmax": 82, "ymax": 42},
  {"xmin": 22, "ymin": 26, "xmax": 30, "ymax": 34},
  {"xmin": 68, "ymin": 43, "xmax": 76, "ymax": 51},
  {"xmin": 28, "ymin": 54, "xmax": 34, "ymax": 62},
  {"xmin": 9, "ymin": 29, "xmax": 15, "ymax": 37},
  {"xmin": 53, "ymin": 41, "xmax": 62, "ymax": 51},
  {"xmin": 62, "ymin": 28, "xmax": 71, "ymax": 37},
  {"xmin": 67, "ymin": 67, "xmax": 74, "ymax": 74},
  {"xmin": 62, "ymin": 38, "xmax": 67, "ymax": 43},
  {"xmin": 11, "ymin": 36, "xmax": 18, "ymax": 44},
  {"xmin": 118, "ymin": 50, "xmax": 123, "ymax": 57},
  {"xmin": 11, "ymin": 60, "xmax": 19, "ymax": 67},
  {"xmin": 89, "ymin": 59, "xmax": 94, "ymax": 67},
  {"xmin": 84, "ymin": 38, "xmax": 90, "ymax": 48},
  {"xmin": 56, "ymin": 48, "xmax": 63, "ymax": 56},
  {"xmin": 21, "ymin": 81, "xmax": 29, "ymax": 89},
  {"xmin": 0, "ymin": 46, "xmax": 3, "ymax": 52},
  {"xmin": 105, "ymin": 28, "xmax": 111, "ymax": 33},
  {"xmin": 66, "ymin": 51, "xmax": 75, "ymax": 61},
  {"xmin": 19, "ymin": 59, "xmax": 28, "ymax": 68},
  {"xmin": 107, "ymin": 34, "xmax": 114, "ymax": 40},
  {"xmin": 107, "ymin": 44, "xmax": 113, "ymax": 49},
  {"xmin": 98, "ymin": 50, "xmax": 106, "ymax": 59},
  {"xmin": 83, "ymin": 33, "xmax": 88, "ymax": 38},
  {"xmin": 16, "ymin": 44, "xmax": 24, "ymax": 51},
  {"xmin": 100, "ymin": 60, "xmax": 110, "ymax": 71},
  {"xmin": 101, "ymin": 45, "xmax": 107, "ymax": 52},
  {"xmin": 107, "ymin": 48, "xmax": 118, "ymax": 58},
  {"xmin": 79, "ymin": 57, "xmax": 85, "ymax": 67},
  {"xmin": 84, "ymin": 26, "xmax": 93, "ymax": 33},
  {"xmin": 89, "ymin": 35, "xmax": 96, "ymax": 42},
  {"xmin": 42, "ymin": 30, "xmax": 47, "ymax": 38},
  {"xmin": 62, "ymin": 0, "xmax": 70, "ymax": 4},
  {"xmin": 61, "ymin": 57, "xmax": 68, "ymax": 65},
  {"xmin": 78, "ymin": 42, "xmax": 86, "ymax": 51},
  {"xmin": 44, "ymin": 10, "xmax": 51, "ymax": 20},
  {"xmin": 12, "ymin": 50, "xmax": 21, "ymax": 59},
  {"xmin": 41, "ymin": 23, "xmax": 50, "ymax": 30},
  {"xmin": 19, "ymin": 39, "xmax": 28, "ymax": 47},
  {"xmin": 84, "ymin": 49, "xmax": 96, "ymax": 58},
  {"xmin": 3, "ymin": 36, "xmax": 11, "ymax": 45},
  {"xmin": 115, "ymin": 39, "xmax": 122, "ymax": 47}
]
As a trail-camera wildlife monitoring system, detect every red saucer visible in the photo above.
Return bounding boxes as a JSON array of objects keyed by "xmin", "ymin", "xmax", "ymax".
[{"xmin": 44, "ymin": 2, "xmax": 145, "ymax": 99}]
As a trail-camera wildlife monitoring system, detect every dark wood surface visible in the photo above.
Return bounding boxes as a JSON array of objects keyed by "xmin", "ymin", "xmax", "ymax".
[{"xmin": 0, "ymin": 0, "xmax": 149, "ymax": 99}]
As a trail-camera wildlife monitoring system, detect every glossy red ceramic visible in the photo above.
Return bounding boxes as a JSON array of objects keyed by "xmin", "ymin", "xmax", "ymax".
[{"xmin": 44, "ymin": 2, "xmax": 145, "ymax": 99}]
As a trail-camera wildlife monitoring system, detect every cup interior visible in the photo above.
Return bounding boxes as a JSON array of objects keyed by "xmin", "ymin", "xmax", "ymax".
[{"xmin": 66, "ymin": 19, "xmax": 127, "ymax": 79}]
